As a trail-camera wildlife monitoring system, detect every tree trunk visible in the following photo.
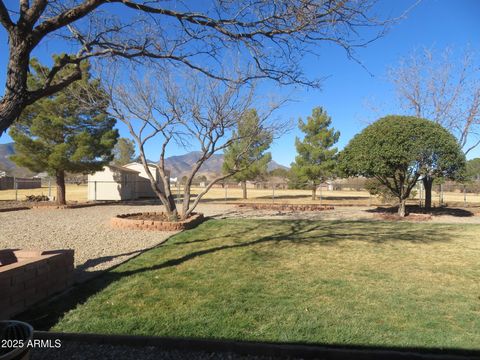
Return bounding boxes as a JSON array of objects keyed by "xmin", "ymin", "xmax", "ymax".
[
  {"xmin": 423, "ymin": 176, "xmax": 433, "ymax": 211},
  {"xmin": 56, "ymin": 171, "xmax": 66, "ymax": 205},
  {"xmin": 0, "ymin": 32, "xmax": 30, "ymax": 136},
  {"xmin": 398, "ymin": 198, "xmax": 406, "ymax": 217},
  {"xmin": 242, "ymin": 180, "xmax": 247, "ymax": 199},
  {"xmin": 312, "ymin": 185, "xmax": 316, "ymax": 200}
]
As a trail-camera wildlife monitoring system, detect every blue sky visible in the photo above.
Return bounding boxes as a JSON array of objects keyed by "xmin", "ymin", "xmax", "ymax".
[{"xmin": 1, "ymin": 0, "xmax": 479, "ymax": 166}]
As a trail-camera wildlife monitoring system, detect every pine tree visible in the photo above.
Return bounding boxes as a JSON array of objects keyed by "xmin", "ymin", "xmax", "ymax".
[
  {"xmin": 9, "ymin": 59, "xmax": 118, "ymax": 204},
  {"xmin": 113, "ymin": 138, "xmax": 136, "ymax": 166},
  {"xmin": 223, "ymin": 109, "xmax": 272, "ymax": 199},
  {"xmin": 291, "ymin": 107, "xmax": 340, "ymax": 200}
]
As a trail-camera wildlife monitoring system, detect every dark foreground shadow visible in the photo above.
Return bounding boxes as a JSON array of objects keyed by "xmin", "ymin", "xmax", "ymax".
[
  {"xmin": 32, "ymin": 331, "xmax": 480, "ymax": 360},
  {"xmin": 368, "ymin": 205, "xmax": 474, "ymax": 217}
]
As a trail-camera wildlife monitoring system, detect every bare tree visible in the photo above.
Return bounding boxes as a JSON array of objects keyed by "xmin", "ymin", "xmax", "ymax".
[
  {"xmin": 0, "ymin": 0, "xmax": 412, "ymax": 135},
  {"xmin": 104, "ymin": 67, "xmax": 285, "ymax": 220},
  {"xmin": 388, "ymin": 47, "xmax": 480, "ymax": 210},
  {"xmin": 388, "ymin": 47, "xmax": 480, "ymax": 154}
]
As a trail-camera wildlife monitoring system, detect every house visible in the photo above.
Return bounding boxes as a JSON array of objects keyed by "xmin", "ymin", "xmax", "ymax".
[
  {"xmin": 87, "ymin": 165, "xmax": 140, "ymax": 201},
  {"xmin": 87, "ymin": 162, "xmax": 169, "ymax": 201}
]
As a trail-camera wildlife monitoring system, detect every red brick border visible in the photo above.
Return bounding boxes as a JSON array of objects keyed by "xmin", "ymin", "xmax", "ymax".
[
  {"xmin": 0, "ymin": 249, "xmax": 74, "ymax": 320},
  {"xmin": 111, "ymin": 212, "xmax": 204, "ymax": 231},
  {"xmin": 237, "ymin": 203, "xmax": 334, "ymax": 212}
]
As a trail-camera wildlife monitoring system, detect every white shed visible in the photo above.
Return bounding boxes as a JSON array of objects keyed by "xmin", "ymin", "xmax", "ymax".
[
  {"xmin": 123, "ymin": 162, "xmax": 164, "ymax": 198},
  {"xmin": 87, "ymin": 165, "xmax": 140, "ymax": 201}
]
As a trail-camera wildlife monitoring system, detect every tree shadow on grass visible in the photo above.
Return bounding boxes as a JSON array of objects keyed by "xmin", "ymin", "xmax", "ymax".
[
  {"xmin": 368, "ymin": 205, "xmax": 474, "ymax": 217},
  {"xmin": 17, "ymin": 219, "xmax": 458, "ymax": 331}
]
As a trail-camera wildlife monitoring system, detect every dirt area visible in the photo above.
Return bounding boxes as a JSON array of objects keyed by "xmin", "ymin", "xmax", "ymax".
[{"xmin": 127, "ymin": 212, "xmax": 172, "ymax": 221}]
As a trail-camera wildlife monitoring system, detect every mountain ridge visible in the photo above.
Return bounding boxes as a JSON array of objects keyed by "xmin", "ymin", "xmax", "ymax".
[
  {"xmin": 1, "ymin": 143, "xmax": 288, "ymax": 179},
  {"xmin": 163, "ymin": 151, "xmax": 288, "ymax": 178}
]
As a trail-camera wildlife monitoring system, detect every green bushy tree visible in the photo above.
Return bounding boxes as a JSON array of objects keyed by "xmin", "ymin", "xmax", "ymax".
[
  {"xmin": 223, "ymin": 109, "xmax": 272, "ymax": 199},
  {"xmin": 113, "ymin": 138, "xmax": 136, "ymax": 166},
  {"xmin": 10, "ymin": 59, "xmax": 118, "ymax": 204},
  {"xmin": 290, "ymin": 107, "xmax": 340, "ymax": 200},
  {"xmin": 339, "ymin": 116, "xmax": 465, "ymax": 216}
]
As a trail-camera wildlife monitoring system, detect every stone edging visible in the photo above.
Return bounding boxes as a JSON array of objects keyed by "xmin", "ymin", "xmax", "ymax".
[
  {"xmin": 33, "ymin": 332, "xmax": 480, "ymax": 360},
  {"xmin": 111, "ymin": 212, "xmax": 204, "ymax": 231},
  {"xmin": 0, "ymin": 206, "xmax": 31, "ymax": 213},
  {"xmin": 31, "ymin": 202, "xmax": 114, "ymax": 210},
  {"xmin": 237, "ymin": 203, "xmax": 334, "ymax": 212}
]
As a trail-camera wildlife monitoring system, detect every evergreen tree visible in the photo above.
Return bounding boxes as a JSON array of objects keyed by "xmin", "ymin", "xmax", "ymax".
[
  {"xmin": 339, "ymin": 116, "xmax": 465, "ymax": 216},
  {"xmin": 113, "ymin": 138, "xmax": 136, "ymax": 166},
  {"xmin": 291, "ymin": 107, "xmax": 340, "ymax": 200},
  {"xmin": 223, "ymin": 109, "xmax": 272, "ymax": 199},
  {"xmin": 9, "ymin": 59, "xmax": 118, "ymax": 204}
]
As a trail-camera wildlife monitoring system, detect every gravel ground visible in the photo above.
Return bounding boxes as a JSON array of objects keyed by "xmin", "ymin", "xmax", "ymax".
[
  {"xmin": 0, "ymin": 203, "xmax": 178, "ymax": 282},
  {"xmin": 32, "ymin": 342, "xmax": 283, "ymax": 360},
  {"xmin": 0, "ymin": 200, "xmax": 31, "ymax": 210}
]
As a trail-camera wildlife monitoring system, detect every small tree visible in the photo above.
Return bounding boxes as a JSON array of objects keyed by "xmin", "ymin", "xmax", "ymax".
[
  {"xmin": 466, "ymin": 158, "xmax": 480, "ymax": 181},
  {"xmin": 113, "ymin": 138, "xmax": 136, "ymax": 166},
  {"xmin": 223, "ymin": 109, "xmax": 272, "ymax": 199},
  {"xmin": 387, "ymin": 47, "xmax": 480, "ymax": 210},
  {"xmin": 9, "ymin": 60, "xmax": 118, "ymax": 205},
  {"xmin": 106, "ymin": 68, "xmax": 283, "ymax": 221},
  {"xmin": 339, "ymin": 116, "xmax": 465, "ymax": 216},
  {"xmin": 290, "ymin": 107, "xmax": 340, "ymax": 200}
]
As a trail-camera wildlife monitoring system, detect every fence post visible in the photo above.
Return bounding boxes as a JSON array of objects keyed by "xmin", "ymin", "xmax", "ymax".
[
  {"xmin": 464, "ymin": 184, "xmax": 467, "ymax": 208},
  {"xmin": 94, "ymin": 181, "xmax": 97, "ymax": 201},
  {"xmin": 48, "ymin": 178, "xmax": 52, "ymax": 198},
  {"xmin": 176, "ymin": 181, "xmax": 180, "ymax": 205},
  {"xmin": 319, "ymin": 183, "xmax": 322, "ymax": 206},
  {"xmin": 14, "ymin": 176, "xmax": 18, "ymax": 201},
  {"xmin": 224, "ymin": 183, "xmax": 228, "ymax": 203}
]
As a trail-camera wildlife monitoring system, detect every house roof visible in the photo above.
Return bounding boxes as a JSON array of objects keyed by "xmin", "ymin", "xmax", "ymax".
[
  {"xmin": 108, "ymin": 164, "xmax": 140, "ymax": 174},
  {"xmin": 124, "ymin": 162, "xmax": 158, "ymax": 168}
]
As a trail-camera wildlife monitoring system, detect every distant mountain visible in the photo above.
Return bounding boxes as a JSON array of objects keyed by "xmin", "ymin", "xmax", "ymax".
[
  {"xmin": 0, "ymin": 143, "xmax": 35, "ymax": 177},
  {"xmin": 1, "ymin": 143, "xmax": 288, "ymax": 179},
  {"xmin": 164, "ymin": 151, "xmax": 289, "ymax": 178}
]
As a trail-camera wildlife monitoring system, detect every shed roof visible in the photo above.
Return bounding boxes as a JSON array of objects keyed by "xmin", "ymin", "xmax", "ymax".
[{"xmin": 108, "ymin": 164, "xmax": 140, "ymax": 174}]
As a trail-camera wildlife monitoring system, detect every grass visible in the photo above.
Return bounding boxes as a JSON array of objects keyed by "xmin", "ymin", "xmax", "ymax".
[{"xmin": 25, "ymin": 219, "xmax": 480, "ymax": 349}]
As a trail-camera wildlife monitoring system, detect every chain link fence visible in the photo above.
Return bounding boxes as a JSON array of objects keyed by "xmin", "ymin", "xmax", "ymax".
[{"xmin": 1, "ymin": 177, "xmax": 480, "ymax": 207}]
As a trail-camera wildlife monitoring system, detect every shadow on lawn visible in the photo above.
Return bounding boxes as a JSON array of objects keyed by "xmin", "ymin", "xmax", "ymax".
[
  {"xmin": 368, "ymin": 205, "xmax": 474, "ymax": 217},
  {"xmin": 18, "ymin": 219, "xmax": 457, "ymax": 331}
]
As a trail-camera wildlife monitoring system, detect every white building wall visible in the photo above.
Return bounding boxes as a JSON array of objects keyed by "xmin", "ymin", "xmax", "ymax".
[
  {"xmin": 124, "ymin": 163, "xmax": 165, "ymax": 198},
  {"xmin": 87, "ymin": 166, "xmax": 139, "ymax": 201}
]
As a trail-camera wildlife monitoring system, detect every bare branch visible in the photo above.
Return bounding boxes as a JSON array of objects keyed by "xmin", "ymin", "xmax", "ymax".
[{"xmin": 0, "ymin": 0, "xmax": 14, "ymax": 30}]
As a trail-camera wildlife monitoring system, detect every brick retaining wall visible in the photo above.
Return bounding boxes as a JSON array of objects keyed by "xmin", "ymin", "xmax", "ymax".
[
  {"xmin": 237, "ymin": 203, "xmax": 334, "ymax": 212},
  {"xmin": 0, "ymin": 249, "xmax": 74, "ymax": 320},
  {"xmin": 111, "ymin": 212, "xmax": 204, "ymax": 231}
]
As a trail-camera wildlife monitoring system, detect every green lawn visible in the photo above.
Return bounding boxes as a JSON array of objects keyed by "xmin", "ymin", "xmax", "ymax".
[{"xmin": 25, "ymin": 219, "xmax": 480, "ymax": 349}]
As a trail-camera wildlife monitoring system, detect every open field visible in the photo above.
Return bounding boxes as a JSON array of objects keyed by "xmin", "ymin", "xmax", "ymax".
[
  {"xmin": 2, "ymin": 184, "xmax": 480, "ymax": 207},
  {"xmin": 0, "ymin": 184, "xmax": 88, "ymax": 202},
  {"xmin": 22, "ymin": 218, "xmax": 480, "ymax": 349}
]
